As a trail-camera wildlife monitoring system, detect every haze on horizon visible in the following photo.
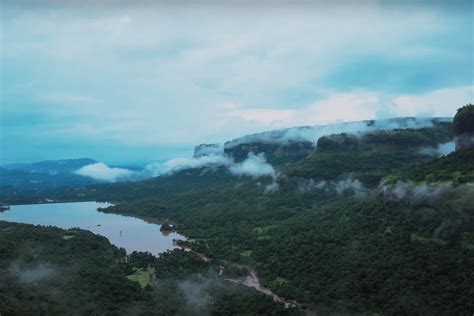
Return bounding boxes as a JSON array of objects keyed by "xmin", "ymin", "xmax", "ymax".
[{"xmin": 1, "ymin": 0, "xmax": 473, "ymax": 164}]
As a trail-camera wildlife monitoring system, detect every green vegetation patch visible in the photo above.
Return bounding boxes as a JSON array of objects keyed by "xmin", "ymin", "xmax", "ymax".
[
  {"xmin": 287, "ymin": 124, "xmax": 453, "ymax": 186},
  {"xmin": 62, "ymin": 234, "xmax": 75, "ymax": 240},
  {"xmin": 462, "ymin": 243, "xmax": 474, "ymax": 250},
  {"xmin": 273, "ymin": 277, "xmax": 289, "ymax": 286},
  {"xmin": 410, "ymin": 233, "xmax": 448, "ymax": 246},
  {"xmin": 240, "ymin": 250, "xmax": 252, "ymax": 257},
  {"xmin": 461, "ymin": 232, "xmax": 474, "ymax": 250},
  {"xmin": 396, "ymin": 149, "xmax": 474, "ymax": 184},
  {"xmin": 126, "ymin": 268, "xmax": 151, "ymax": 288},
  {"xmin": 252, "ymin": 225, "xmax": 277, "ymax": 235},
  {"xmin": 452, "ymin": 185, "xmax": 474, "ymax": 210}
]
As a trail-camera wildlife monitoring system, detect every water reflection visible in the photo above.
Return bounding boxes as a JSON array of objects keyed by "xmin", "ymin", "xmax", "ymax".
[{"xmin": 0, "ymin": 201, "xmax": 185, "ymax": 255}]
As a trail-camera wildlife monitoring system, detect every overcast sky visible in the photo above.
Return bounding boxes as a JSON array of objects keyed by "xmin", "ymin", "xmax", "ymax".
[{"xmin": 1, "ymin": 0, "xmax": 473, "ymax": 163}]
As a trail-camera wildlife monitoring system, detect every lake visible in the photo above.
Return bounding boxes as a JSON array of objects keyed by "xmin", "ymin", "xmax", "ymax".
[{"xmin": 0, "ymin": 201, "xmax": 185, "ymax": 255}]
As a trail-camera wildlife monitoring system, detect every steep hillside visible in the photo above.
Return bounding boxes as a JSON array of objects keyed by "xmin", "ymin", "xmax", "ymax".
[
  {"xmin": 101, "ymin": 132, "xmax": 473, "ymax": 314},
  {"xmin": 286, "ymin": 125, "xmax": 453, "ymax": 186},
  {"xmin": 224, "ymin": 141, "xmax": 314, "ymax": 166},
  {"xmin": 394, "ymin": 148, "xmax": 474, "ymax": 184},
  {"xmin": 1, "ymin": 116, "xmax": 473, "ymax": 314}
]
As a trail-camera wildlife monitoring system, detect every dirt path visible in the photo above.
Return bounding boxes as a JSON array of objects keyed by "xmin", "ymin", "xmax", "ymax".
[
  {"xmin": 177, "ymin": 243, "xmax": 312, "ymax": 314},
  {"xmin": 173, "ymin": 241, "xmax": 212, "ymax": 263},
  {"xmin": 221, "ymin": 265, "xmax": 302, "ymax": 310}
]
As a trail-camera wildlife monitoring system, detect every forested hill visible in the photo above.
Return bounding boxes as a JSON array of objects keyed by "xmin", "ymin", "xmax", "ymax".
[
  {"xmin": 94, "ymin": 119, "xmax": 472, "ymax": 314},
  {"xmin": 1, "ymin": 115, "xmax": 473, "ymax": 314},
  {"xmin": 0, "ymin": 118, "xmax": 454, "ymax": 204}
]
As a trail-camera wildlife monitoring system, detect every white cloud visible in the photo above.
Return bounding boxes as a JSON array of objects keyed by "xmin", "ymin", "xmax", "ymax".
[
  {"xmin": 224, "ymin": 117, "xmax": 440, "ymax": 148},
  {"xmin": 264, "ymin": 181, "xmax": 279, "ymax": 194},
  {"xmin": 74, "ymin": 162, "xmax": 135, "ymax": 182},
  {"xmin": 144, "ymin": 152, "xmax": 276, "ymax": 178},
  {"xmin": 229, "ymin": 153, "xmax": 275, "ymax": 178},
  {"xmin": 391, "ymin": 86, "xmax": 474, "ymax": 117},
  {"xmin": 2, "ymin": 2, "xmax": 471, "ymax": 162},
  {"xmin": 145, "ymin": 154, "xmax": 231, "ymax": 176},
  {"xmin": 380, "ymin": 181, "xmax": 457, "ymax": 206},
  {"xmin": 219, "ymin": 86, "xmax": 472, "ymax": 136},
  {"xmin": 295, "ymin": 177, "xmax": 366, "ymax": 196},
  {"xmin": 419, "ymin": 141, "xmax": 455, "ymax": 157}
]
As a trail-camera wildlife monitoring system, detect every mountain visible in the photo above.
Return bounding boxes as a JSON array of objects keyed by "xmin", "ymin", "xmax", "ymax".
[
  {"xmin": 1, "ymin": 115, "xmax": 473, "ymax": 313},
  {"xmin": 222, "ymin": 117, "xmax": 451, "ymax": 168},
  {"xmin": 4, "ymin": 158, "xmax": 97, "ymax": 175},
  {"xmin": 453, "ymin": 104, "xmax": 474, "ymax": 150},
  {"xmin": 286, "ymin": 124, "xmax": 453, "ymax": 186},
  {"xmin": 82, "ymin": 116, "xmax": 472, "ymax": 314},
  {"xmin": 97, "ymin": 122, "xmax": 472, "ymax": 313},
  {"xmin": 0, "ymin": 118, "xmax": 456, "ymax": 204},
  {"xmin": 0, "ymin": 158, "xmax": 99, "ymax": 203}
]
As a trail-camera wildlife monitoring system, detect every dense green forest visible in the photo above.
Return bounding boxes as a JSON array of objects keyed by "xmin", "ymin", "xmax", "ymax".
[
  {"xmin": 0, "ymin": 221, "xmax": 293, "ymax": 315},
  {"xmin": 104, "ymin": 175, "xmax": 473, "ymax": 313},
  {"xmin": 1, "ymin": 117, "xmax": 473, "ymax": 314},
  {"xmin": 99, "ymin": 124, "xmax": 472, "ymax": 314}
]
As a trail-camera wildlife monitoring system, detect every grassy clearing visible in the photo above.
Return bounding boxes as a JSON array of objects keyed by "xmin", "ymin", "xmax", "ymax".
[
  {"xmin": 126, "ymin": 268, "xmax": 151, "ymax": 288},
  {"xmin": 411, "ymin": 233, "xmax": 448, "ymax": 246},
  {"xmin": 240, "ymin": 250, "xmax": 252, "ymax": 257},
  {"xmin": 252, "ymin": 225, "xmax": 276, "ymax": 235},
  {"xmin": 273, "ymin": 277, "xmax": 289, "ymax": 286},
  {"xmin": 62, "ymin": 235, "xmax": 75, "ymax": 240}
]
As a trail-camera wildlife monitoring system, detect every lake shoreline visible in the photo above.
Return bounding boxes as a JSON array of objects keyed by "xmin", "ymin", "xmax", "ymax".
[{"xmin": 0, "ymin": 201, "xmax": 185, "ymax": 255}]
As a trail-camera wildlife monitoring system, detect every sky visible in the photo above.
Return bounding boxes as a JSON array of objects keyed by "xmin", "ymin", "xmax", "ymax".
[{"xmin": 1, "ymin": 0, "xmax": 473, "ymax": 164}]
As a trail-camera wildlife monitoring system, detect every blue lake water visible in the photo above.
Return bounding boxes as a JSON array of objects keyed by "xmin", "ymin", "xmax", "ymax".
[{"xmin": 0, "ymin": 201, "xmax": 185, "ymax": 255}]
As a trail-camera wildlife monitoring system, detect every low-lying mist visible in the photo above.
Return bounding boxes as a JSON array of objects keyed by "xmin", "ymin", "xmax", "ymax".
[
  {"xmin": 75, "ymin": 152, "xmax": 275, "ymax": 183},
  {"xmin": 73, "ymin": 117, "xmax": 453, "ymax": 183},
  {"xmin": 224, "ymin": 117, "xmax": 449, "ymax": 148},
  {"xmin": 295, "ymin": 177, "xmax": 367, "ymax": 197}
]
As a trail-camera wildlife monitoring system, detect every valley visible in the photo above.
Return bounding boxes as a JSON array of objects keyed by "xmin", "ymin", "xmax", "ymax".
[
  {"xmin": 3, "ymin": 3, "xmax": 472, "ymax": 314},
  {"xmin": 1, "ymin": 109, "xmax": 473, "ymax": 314}
]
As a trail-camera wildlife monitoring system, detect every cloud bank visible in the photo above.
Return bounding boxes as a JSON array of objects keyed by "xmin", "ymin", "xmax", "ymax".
[
  {"xmin": 296, "ymin": 177, "xmax": 367, "ymax": 197},
  {"xmin": 145, "ymin": 154, "xmax": 231, "ymax": 177},
  {"xmin": 9, "ymin": 263, "xmax": 57, "ymax": 285},
  {"xmin": 419, "ymin": 141, "xmax": 455, "ymax": 157},
  {"xmin": 76, "ymin": 152, "xmax": 275, "ymax": 182},
  {"xmin": 380, "ymin": 181, "xmax": 455, "ymax": 206},
  {"xmin": 2, "ymin": 1, "xmax": 472, "ymax": 163},
  {"xmin": 74, "ymin": 162, "xmax": 135, "ymax": 182},
  {"xmin": 228, "ymin": 153, "xmax": 275, "ymax": 178},
  {"xmin": 224, "ymin": 117, "xmax": 447, "ymax": 148}
]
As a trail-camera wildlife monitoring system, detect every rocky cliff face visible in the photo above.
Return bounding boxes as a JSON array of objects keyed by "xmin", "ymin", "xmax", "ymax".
[
  {"xmin": 453, "ymin": 104, "xmax": 474, "ymax": 151},
  {"xmin": 224, "ymin": 141, "xmax": 314, "ymax": 165},
  {"xmin": 193, "ymin": 144, "xmax": 222, "ymax": 158},
  {"xmin": 455, "ymin": 134, "xmax": 474, "ymax": 151}
]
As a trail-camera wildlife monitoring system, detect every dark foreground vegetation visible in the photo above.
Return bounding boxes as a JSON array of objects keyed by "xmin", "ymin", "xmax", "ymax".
[{"xmin": 0, "ymin": 221, "xmax": 292, "ymax": 315}]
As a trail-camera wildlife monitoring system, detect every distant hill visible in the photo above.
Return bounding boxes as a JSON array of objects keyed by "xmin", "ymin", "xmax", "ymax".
[
  {"xmin": 4, "ymin": 158, "xmax": 97, "ymax": 175},
  {"xmin": 0, "ymin": 159, "xmax": 100, "ymax": 203}
]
